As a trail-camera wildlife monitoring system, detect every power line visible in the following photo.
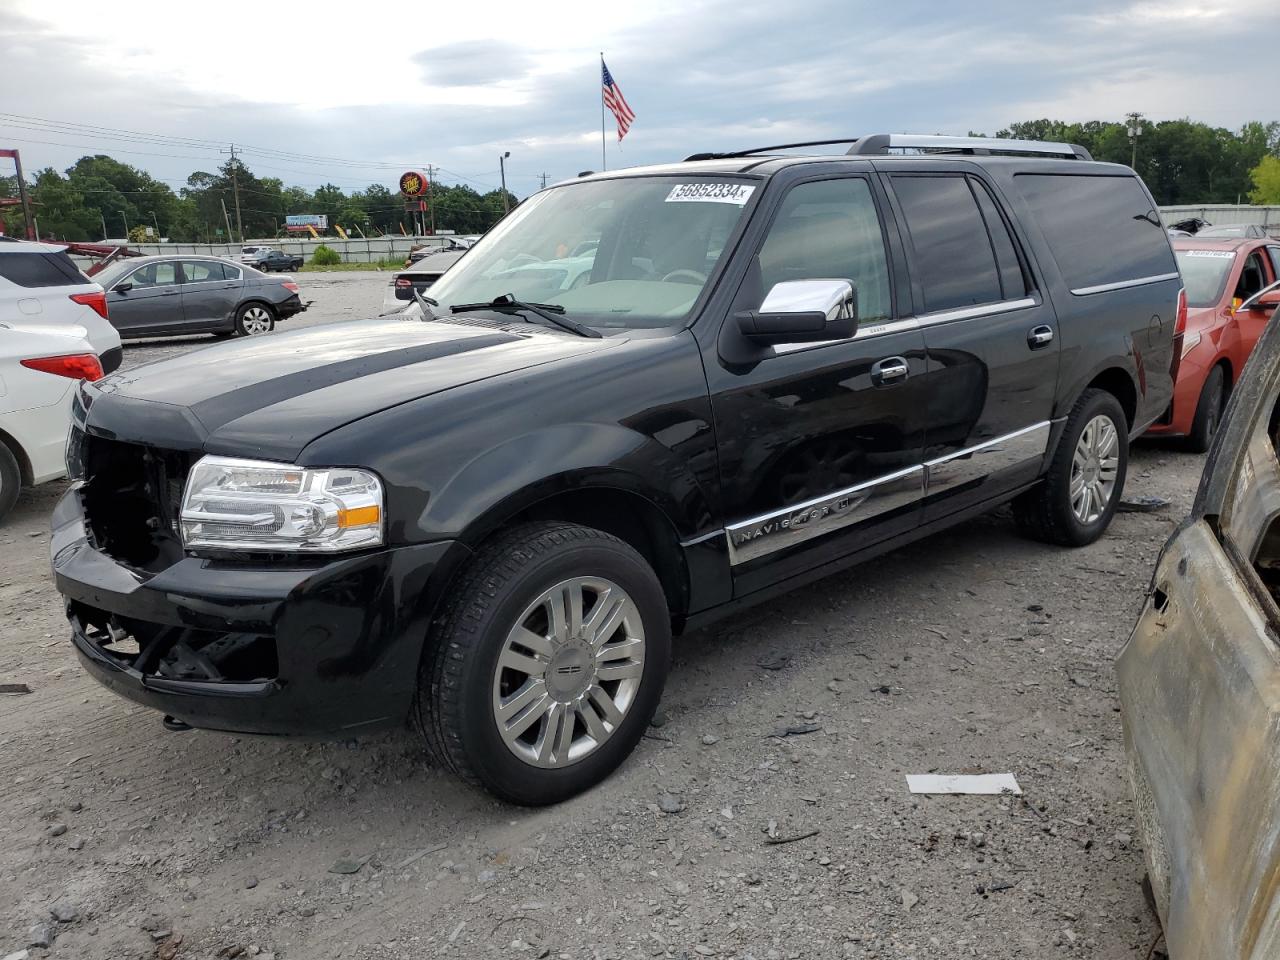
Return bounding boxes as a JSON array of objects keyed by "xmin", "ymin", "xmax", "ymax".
[{"xmin": 0, "ymin": 112, "xmax": 505, "ymax": 186}]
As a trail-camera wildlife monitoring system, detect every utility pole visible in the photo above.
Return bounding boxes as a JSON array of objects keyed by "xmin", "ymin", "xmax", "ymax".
[
  {"xmin": 221, "ymin": 198, "xmax": 234, "ymax": 246},
  {"xmin": 539, "ymin": 172, "xmax": 549, "ymax": 190},
  {"xmin": 223, "ymin": 144, "xmax": 245, "ymax": 243},
  {"xmin": 121, "ymin": 211, "xmax": 130, "ymax": 238},
  {"xmin": 499, "ymin": 152, "xmax": 511, "ymax": 214},
  {"xmin": 151, "ymin": 212, "xmax": 160, "ymax": 239},
  {"xmin": 427, "ymin": 164, "xmax": 436, "ymax": 236},
  {"xmin": 1125, "ymin": 112, "xmax": 1144, "ymax": 171},
  {"xmin": 6, "ymin": 149, "xmax": 35, "ymax": 240},
  {"xmin": 100, "ymin": 213, "xmax": 107, "ymax": 241}
]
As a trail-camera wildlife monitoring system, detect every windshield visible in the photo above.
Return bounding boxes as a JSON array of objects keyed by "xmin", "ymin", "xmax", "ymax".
[
  {"xmin": 92, "ymin": 260, "xmax": 139, "ymax": 288},
  {"xmin": 1176, "ymin": 249, "xmax": 1236, "ymax": 308},
  {"xmin": 424, "ymin": 176, "xmax": 758, "ymax": 329}
]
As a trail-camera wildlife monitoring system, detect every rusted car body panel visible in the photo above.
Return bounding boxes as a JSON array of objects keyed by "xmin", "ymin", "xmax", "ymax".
[{"xmin": 1118, "ymin": 309, "xmax": 1280, "ymax": 959}]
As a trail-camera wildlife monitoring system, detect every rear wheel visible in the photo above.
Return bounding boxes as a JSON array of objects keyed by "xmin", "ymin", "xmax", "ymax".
[
  {"xmin": 1014, "ymin": 389, "xmax": 1128, "ymax": 546},
  {"xmin": 1184, "ymin": 364, "xmax": 1226, "ymax": 454},
  {"xmin": 0, "ymin": 443, "xmax": 21, "ymax": 523},
  {"xmin": 415, "ymin": 522, "xmax": 670, "ymax": 805},
  {"xmin": 234, "ymin": 302, "xmax": 275, "ymax": 336}
]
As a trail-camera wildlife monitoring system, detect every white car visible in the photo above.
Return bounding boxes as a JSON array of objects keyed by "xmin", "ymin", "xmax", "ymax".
[
  {"xmin": 0, "ymin": 322, "xmax": 106, "ymax": 520},
  {"xmin": 0, "ymin": 239, "xmax": 123, "ymax": 371}
]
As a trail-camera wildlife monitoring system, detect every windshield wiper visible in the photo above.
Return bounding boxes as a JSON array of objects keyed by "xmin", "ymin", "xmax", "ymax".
[
  {"xmin": 411, "ymin": 288, "xmax": 439, "ymax": 318},
  {"xmin": 450, "ymin": 294, "xmax": 602, "ymax": 339}
]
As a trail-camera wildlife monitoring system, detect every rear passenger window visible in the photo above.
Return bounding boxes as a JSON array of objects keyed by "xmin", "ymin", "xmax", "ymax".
[
  {"xmin": 1015, "ymin": 174, "xmax": 1175, "ymax": 293},
  {"xmin": 970, "ymin": 180, "xmax": 1028, "ymax": 300},
  {"xmin": 890, "ymin": 175, "xmax": 1003, "ymax": 312},
  {"xmin": 0, "ymin": 251, "xmax": 87, "ymax": 287},
  {"xmin": 182, "ymin": 261, "xmax": 224, "ymax": 282}
]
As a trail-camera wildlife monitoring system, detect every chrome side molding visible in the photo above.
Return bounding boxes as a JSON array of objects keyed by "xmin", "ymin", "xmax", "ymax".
[
  {"xmin": 725, "ymin": 465, "xmax": 924, "ymax": 565},
  {"xmin": 724, "ymin": 421, "xmax": 1053, "ymax": 565},
  {"xmin": 1071, "ymin": 273, "xmax": 1180, "ymax": 297}
]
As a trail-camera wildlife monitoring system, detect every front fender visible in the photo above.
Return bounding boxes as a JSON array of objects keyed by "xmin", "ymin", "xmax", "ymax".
[{"xmin": 423, "ymin": 421, "xmax": 714, "ymax": 542}]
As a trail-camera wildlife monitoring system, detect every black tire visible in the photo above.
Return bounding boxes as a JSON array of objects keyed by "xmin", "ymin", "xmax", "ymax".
[
  {"xmin": 1014, "ymin": 388, "xmax": 1129, "ymax": 547},
  {"xmin": 0, "ymin": 442, "xmax": 20, "ymax": 523},
  {"xmin": 234, "ymin": 302, "xmax": 275, "ymax": 337},
  {"xmin": 1184, "ymin": 364, "xmax": 1226, "ymax": 454},
  {"xmin": 414, "ymin": 522, "xmax": 671, "ymax": 805}
]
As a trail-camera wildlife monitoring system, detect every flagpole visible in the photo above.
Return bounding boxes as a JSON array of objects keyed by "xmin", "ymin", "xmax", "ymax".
[{"xmin": 599, "ymin": 52, "xmax": 607, "ymax": 171}]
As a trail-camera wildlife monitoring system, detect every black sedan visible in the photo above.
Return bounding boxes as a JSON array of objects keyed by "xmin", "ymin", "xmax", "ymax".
[{"xmin": 94, "ymin": 255, "xmax": 307, "ymax": 338}]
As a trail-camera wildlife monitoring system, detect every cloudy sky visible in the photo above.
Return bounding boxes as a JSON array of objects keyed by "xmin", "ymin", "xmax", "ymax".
[{"xmin": 2, "ymin": 0, "xmax": 1274, "ymax": 198}]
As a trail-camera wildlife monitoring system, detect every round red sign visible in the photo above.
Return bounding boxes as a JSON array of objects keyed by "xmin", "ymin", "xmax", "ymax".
[{"xmin": 399, "ymin": 171, "xmax": 428, "ymax": 197}]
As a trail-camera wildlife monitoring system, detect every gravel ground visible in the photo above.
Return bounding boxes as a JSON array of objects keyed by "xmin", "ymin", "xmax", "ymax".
[{"xmin": 0, "ymin": 273, "xmax": 1195, "ymax": 959}]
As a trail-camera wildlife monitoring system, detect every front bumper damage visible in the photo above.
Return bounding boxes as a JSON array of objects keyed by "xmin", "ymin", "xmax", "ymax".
[
  {"xmin": 51, "ymin": 487, "xmax": 464, "ymax": 737},
  {"xmin": 1117, "ymin": 521, "xmax": 1280, "ymax": 960}
]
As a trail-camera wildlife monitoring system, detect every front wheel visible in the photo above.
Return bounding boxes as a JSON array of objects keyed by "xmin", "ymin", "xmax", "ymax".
[
  {"xmin": 415, "ymin": 522, "xmax": 671, "ymax": 805},
  {"xmin": 234, "ymin": 302, "xmax": 275, "ymax": 336},
  {"xmin": 1014, "ymin": 389, "xmax": 1128, "ymax": 546},
  {"xmin": 0, "ymin": 442, "xmax": 21, "ymax": 523}
]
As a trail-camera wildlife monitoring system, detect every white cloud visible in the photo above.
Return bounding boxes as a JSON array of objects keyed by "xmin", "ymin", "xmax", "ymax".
[{"xmin": 1, "ymin": 0, "xmax": 1273, "ymax": 196}]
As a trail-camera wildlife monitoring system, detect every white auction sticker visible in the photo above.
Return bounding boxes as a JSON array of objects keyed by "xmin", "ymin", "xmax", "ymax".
[
  {"xmin": 665, "ymin": 183, "xmax": 756, "ymax": 205},
  {"xmin": 1184, "ymin": 250, "xmax": 1236, "ymax": 258}
]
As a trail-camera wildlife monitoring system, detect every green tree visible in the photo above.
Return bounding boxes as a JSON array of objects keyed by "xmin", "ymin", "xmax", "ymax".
[
  {"xmin": 1250, "ymin": 155, "xmax": 1280, "ymax": 204},
  {"xmin": 993, "ymin": 117, "xmax": 1274, "ymax": 205},
  {"xmin": 29, "ymin": 168, "xmax": 97, "ymax": 240}
]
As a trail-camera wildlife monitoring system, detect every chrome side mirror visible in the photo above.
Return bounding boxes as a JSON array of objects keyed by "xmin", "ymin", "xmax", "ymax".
[{"xmin": 735, "ymin": 279, "xmax": 858, "ymax": 346}]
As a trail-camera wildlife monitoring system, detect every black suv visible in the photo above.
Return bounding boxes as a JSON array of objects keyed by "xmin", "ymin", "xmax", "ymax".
[{"xmin": 52, "ymin": 135, "xmax": 1181, "ymax": 804}]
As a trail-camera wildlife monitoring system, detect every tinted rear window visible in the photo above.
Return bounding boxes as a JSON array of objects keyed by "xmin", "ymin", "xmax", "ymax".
[
  {"xmin": 0, "ymin": 251, "xmax": 88, "ymax": 287},
  {"xmin": 891, "ymin": 174, "xmax": 1003, "ymax": 312},
  {"xmin": 1014, "ymin": 174, "xmax": 1175, "ymax": 292}
]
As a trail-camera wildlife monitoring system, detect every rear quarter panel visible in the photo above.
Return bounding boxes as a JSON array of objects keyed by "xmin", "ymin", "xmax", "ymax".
[{"xmin": 987, "ymin": 165, "xmax": 1178, "ymax": 431}]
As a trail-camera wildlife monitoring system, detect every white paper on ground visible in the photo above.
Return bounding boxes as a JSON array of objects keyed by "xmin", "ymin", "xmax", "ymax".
[{"xmin": 906, "ymin": 773, "xmax": 1022, "ymax": 795}]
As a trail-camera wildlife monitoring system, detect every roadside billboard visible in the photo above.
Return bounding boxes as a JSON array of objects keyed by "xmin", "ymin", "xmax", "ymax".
[{"xmin": 285, "ymin": 214, "xmax": 328, "ymax": 232}]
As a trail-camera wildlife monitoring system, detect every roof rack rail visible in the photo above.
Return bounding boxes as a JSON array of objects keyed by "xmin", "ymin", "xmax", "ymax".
[
  {"xmin": 684, "ymin": 139, "xmax": 861, "ymax": 161},
  {"xmin": 846, "ymin": 134, "xmax": 1092, "ymax": 161}
]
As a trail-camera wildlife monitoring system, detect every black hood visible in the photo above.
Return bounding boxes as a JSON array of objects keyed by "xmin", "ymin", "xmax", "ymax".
[{"xmin": 82, "ymin": 318, "xmax": 619, "ymax": 461}]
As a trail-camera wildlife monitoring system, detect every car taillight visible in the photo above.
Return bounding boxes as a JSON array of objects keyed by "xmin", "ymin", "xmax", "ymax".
[
  {"xmin": 395, "ymin": 278, "xmax": 411, "ymax": 288},
  {"xmin": 69, "ymin": 291, "xmax": 109, "ymax": 319},
  {"xmin": 282, "ymin": 281, "xmax": 300, "ymax": 293},
  {"xmin": 1169, "ymin": 287, "xmax": 1189, "ymax": 383},
  {"xmin": 21, "ymin": 354, "xmax": 105, "ymax": 382}
]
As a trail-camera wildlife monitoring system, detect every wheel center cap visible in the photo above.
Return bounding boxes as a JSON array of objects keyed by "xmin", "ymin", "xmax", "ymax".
[{"xmin": 546, "ymin": 640, "xmax": 594, "ymax": 701}]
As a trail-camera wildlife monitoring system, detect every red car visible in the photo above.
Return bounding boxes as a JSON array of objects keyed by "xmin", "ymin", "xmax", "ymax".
[{"xmin": 1146, "ymin": 236, "xmax": 1280, "ymax": 450}]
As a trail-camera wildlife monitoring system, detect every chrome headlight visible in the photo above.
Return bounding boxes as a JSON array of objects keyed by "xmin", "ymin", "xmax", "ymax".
[{"xmin": 180, "ymin": 456, "xmax": 384, "ymax": 553}]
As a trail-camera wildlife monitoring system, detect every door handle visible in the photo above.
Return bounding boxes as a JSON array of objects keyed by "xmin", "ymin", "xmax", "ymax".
[
  {"xmin": 1027, "ymin": 325, "xmax": 1054, "ymax": 348},
  {"xmin": 871, "ymin": 356, "xmax": 910, "ymax": 386}
]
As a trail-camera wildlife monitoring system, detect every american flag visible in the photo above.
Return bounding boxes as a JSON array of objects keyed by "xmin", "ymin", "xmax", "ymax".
[{"xmin": 601, "ymin": 59, "xmax": 635, "ymax": 141}]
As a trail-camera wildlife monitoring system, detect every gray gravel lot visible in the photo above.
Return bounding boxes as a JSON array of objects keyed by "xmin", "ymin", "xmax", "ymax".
[{"xmin": 1, "ymin": 271, "xmax": 1194, "ymax": 959}]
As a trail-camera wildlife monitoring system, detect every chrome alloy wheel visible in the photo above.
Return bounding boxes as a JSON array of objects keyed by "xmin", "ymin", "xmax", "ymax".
[
  {"xmin": 1070, "ymin": 414, "xmax": 1120, "ymax": 524},
  {"xmin": 491, "ymin": 577, "xmax": 646, "ymax": 769},
  {"xmin": 241, "ymin": 305, "xmax": 273, "ymax": 335}
]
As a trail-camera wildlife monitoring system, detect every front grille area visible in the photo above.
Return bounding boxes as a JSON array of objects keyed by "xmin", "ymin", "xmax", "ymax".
[
  {"xmin": 71, "ymin": 601, "xmax": 279, "ymax": 685},
  {"xmin": 80, "ymin": 435, "xmax": 191, "ymax": 572}
]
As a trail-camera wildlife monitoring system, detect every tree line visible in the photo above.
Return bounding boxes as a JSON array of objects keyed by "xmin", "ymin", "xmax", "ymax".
[
  {"xmin": 985, "ymin": 118, "xmax": 1280, "ymax": 205},
  {"xmin": 2, "ymin": 117, "xmax": 1279, "ymax": 242},
  {"xmin": 0, "ymin": 155, "xmax": 518, "ymax": 242}
]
